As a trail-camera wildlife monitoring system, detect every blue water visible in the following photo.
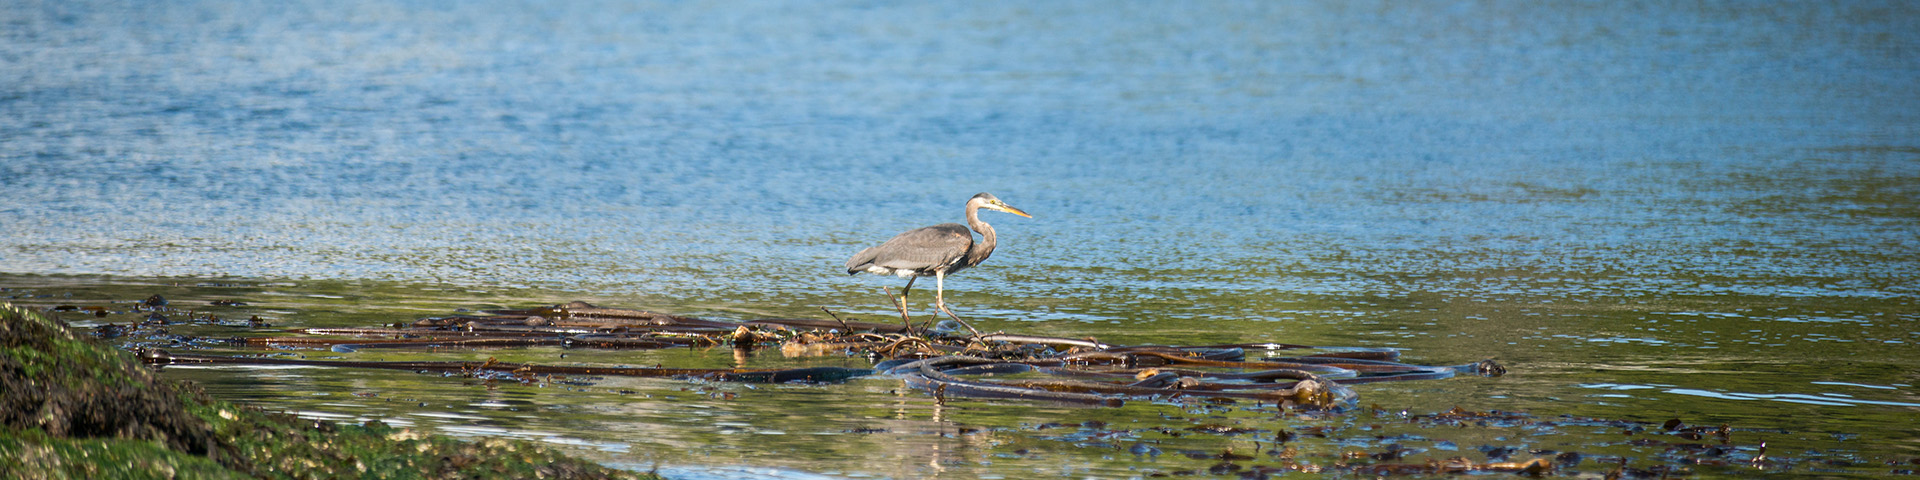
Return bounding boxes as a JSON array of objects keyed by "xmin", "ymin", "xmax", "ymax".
[
  {"xmin": 7, "ymin": 0, "xmax": 1915, "ymax": 303},
  {"xmin": 5, "ymin": 1, "xmax": 1920, "ymax": 477}
]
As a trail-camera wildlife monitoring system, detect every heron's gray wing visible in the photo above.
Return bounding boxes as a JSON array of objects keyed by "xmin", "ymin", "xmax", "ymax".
[{"xmin": 847, "ymin": 223, "xmax": 973, "ymax": 274}]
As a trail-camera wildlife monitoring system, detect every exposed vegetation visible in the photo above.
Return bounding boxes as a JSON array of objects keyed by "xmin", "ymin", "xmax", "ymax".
[{"xmin": 0, "ymin": 302, "xmax": 654, "ymax": 480}]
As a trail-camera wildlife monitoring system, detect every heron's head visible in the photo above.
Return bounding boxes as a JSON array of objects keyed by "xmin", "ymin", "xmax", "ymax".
[{"xmin": 971, "ymin": 192, "xmax": 1032, "ymax": 218}]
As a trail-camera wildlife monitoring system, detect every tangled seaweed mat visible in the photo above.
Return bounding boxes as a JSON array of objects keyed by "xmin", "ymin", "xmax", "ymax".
[
  {"xmin": 148, "ymin": 301, "xmax": 1506, "ymax": 409},
  {"xmin": 0, "ymin": 302, "xmax": 656, "ymax": 480}
]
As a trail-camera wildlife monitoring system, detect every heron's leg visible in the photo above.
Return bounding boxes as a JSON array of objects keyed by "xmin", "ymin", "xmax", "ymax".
[
  {"xmin": 892, "ymin": 276, "xmax": 919, "ymax": 334},
  {"xmin": 933, "ymin": 271, "xmax": 983, "ymax": 338},
  {"xmin": 882, "ymin": 286, "xmax": 911, "ymax": 335}
]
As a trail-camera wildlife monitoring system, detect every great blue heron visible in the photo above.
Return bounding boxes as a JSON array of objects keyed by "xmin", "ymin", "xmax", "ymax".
[{"xmin": 845, "ymin": 192, "xmax": 1031, "ymax": 335}]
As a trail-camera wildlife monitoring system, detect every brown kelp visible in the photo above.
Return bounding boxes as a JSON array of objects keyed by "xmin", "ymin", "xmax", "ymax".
[{"xmin": 142, "ymin": 302, "xmax": 1502, "ymax": 409}]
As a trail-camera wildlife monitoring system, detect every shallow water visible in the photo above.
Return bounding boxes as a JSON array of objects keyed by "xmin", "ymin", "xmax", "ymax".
[{"xmin": 5, "ymin": 0, "xmax": 1919, "ymax": 478}]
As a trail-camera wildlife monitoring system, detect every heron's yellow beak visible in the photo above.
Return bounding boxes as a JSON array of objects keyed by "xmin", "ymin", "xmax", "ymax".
[{"xmin": 994, "ymin": 203, "xmax": 1032, "ymax": 218}]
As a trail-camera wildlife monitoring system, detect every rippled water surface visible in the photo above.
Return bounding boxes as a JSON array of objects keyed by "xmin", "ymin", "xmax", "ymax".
[{"xmin": 5, "ymin": 1, "xmax": 1919, "ymax": 478}]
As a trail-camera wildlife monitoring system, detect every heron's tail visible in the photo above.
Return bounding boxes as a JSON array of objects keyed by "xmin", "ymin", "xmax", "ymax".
[{"xmin": 845, "ymin": 247, "xmax": 878, "ymax": 275}]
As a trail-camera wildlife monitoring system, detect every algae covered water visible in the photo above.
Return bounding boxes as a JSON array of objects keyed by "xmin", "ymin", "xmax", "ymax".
[{"xmin": 5, "ymin": 1, "xmax": 1919, "ymax": 477}]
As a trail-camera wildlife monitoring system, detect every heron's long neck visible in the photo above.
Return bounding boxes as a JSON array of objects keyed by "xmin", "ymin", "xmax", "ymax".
[{"xmin": 964, "ymin": 204, "xmax": 997, "ymax": 267}]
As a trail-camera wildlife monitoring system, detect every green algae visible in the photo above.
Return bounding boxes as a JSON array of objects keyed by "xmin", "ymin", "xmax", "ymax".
[
  {"xmin": 0, "ymin": 303, "xmax": 654, "ymax": 480},
  {"xmin": 0, "ymin": 428, "xmax": 241, "ymax": 480}
]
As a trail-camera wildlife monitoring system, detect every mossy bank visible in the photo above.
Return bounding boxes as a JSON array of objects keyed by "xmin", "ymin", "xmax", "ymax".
[{"xmin": 0, "ymin": 302, "xmax": 655, "ymax": 480}]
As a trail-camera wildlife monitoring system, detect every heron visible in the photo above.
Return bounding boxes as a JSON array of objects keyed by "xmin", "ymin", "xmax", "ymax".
[{"xmin": 845, "ymin": 192, "xmax": 1031, "ymax": 336}]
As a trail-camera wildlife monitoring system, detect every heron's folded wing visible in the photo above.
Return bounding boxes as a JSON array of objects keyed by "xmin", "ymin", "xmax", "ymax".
[{"xmin": 868, "ymin": 223, "xmax": 974, "ymax": 271}]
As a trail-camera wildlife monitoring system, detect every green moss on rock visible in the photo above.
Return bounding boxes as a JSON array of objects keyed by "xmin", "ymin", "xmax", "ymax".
[{"xmin": 1, "ymin": 303, "xmax": 654, "ymax": 480}]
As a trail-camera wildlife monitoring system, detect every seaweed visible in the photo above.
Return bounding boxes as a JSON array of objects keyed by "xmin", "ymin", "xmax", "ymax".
[{"xmin": 152, "ymin": 301, "xmax": 1503, "ymax": 409}]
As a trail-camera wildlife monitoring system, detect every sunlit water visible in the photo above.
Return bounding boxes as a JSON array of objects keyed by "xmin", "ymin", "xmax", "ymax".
[{"xmin": 5, "ymin": 0, "xmax": 1919, "ymax": 478}]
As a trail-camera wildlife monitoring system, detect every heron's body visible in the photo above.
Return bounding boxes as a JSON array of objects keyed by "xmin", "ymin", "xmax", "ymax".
[
  {"xmin": 845, "ymin": 193, "xmax": 1030, "ymax": 333},
  {"xmin": 845, "ymin": 222, "xmax": 984, "ymax": 279}
]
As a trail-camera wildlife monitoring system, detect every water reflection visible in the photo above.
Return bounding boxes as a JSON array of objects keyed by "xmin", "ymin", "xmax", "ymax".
[{"xmin": 1584, "ymin": 383, "xmax": 1920, "ymax": 409}]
